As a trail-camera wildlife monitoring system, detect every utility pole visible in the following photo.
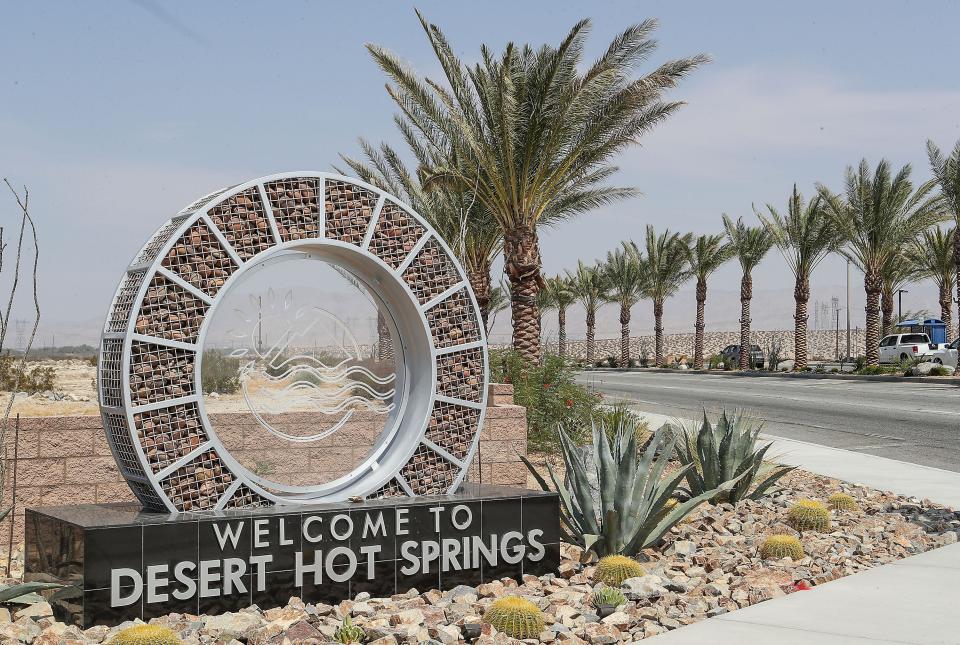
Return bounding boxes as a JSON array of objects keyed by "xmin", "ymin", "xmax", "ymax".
[
  {"xmin": 835, "ymin": 307, "xmax": 842, "ymax": 360},
  {"xmin": 846, "ymin": 259, "xmax": 851, "ymax": 360}
]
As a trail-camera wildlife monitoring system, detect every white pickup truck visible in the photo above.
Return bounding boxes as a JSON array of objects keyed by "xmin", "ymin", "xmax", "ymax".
[
  {"xmin": 877, "ymin": 333, "xmax": 938, "ymax": 364},
  {"xmin": 925, "ymin": 337, "xmax": 959, "ymax": 367}
]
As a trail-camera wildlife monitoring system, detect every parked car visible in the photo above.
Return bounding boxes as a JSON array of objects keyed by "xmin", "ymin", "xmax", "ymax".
[
  {"xmin": 925, "ymin": 337, "xmax": 959, "ymax": 367},
  {"xmin": 720, "ymin": 344, "xmax": 764, "ymax": 369},
  {"xmin": 877, "ymin": 333, "xmax": 937, "ymax": 364}
]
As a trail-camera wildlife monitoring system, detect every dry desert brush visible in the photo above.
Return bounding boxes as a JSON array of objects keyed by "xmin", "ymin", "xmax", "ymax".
[
  {"xmin": 672, "ymin": 409, "xmax": 794, "ymax": 504},
  {"xmin": 522, "ymin": 421, "xmax": 721, "ymax": 556}
]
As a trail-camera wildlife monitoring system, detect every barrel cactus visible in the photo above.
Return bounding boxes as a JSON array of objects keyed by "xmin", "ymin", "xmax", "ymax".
[
  {"xmin": 787, "ymin": 499, "xmax": 830, "ymax": 532},
  {"xmin": 333, "ymin": 615, "xmax": 366, "ymax": 644},
  {"xmin": 827, "ymin": 492, "xmax": 858, "ymax": 512},
  {"xmin": 483, "ymin": 596, "xmax": 544, "ymax": 639},
  {"xmin": 760, "ymin": 534, "xmax": 804, "ymax": 560},
  {"xmin": 591, "ymin": 586, "xmax": 626, "ymax": 608},
  {"xmin": 594, "ymin": 554, "xmax": 645, "ymax": 585},
  {"xmin": 110, "ymin": 625, "xmax": 181, "ymax": 645}
]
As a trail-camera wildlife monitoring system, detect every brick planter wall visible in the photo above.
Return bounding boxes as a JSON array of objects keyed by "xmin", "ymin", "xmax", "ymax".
[{"xmin": 2, "ymin": 384, "xmax": 527, "ymax": 548}]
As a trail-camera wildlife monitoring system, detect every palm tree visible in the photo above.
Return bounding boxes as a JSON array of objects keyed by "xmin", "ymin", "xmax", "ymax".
[
  {"xmin": 567, "ymin": 262, "xmax": 609, "ymax": 365},
  {"xmin": 818, "ymin": 160, "xmax": 942, "ymax": 365},
  {"xmin": 338, "ymin": 138, "xmax": 502, "ymax": 328},
  {"xmin": 542, "ymin": 275, "xmax": 577, "ymax": 359},
  {"xmin": 536, "ymin": 284, "xmax": 557, "ymax": 347},
  {"xmin": 685, "ymin": 234, "xmax": 730, "ymax": 369},
  {"xmin": 756, "ymin": 185, "xmax": 840, "ymax": 370},
  {"xmin": 723, "ymin": 216, "xmax": 773, "ymax": 370},
  {"xmin": 927, "ymin": 139, "xmax": 960, "ymax": 340},
  {"xmin": 603, "ymin": 247, "xmax": 647, "ymax": 367},
  {"xmin": 881, "ymin": 251, "xmax": 920, "ymax": 333},
  {"xmin": 368, "ymin": 13, "xmax": 707, "ymax": 362},
  {"xmin": 906, "ymin": 227, "xmax": 956, "ymax": 332},
  {"xmin": 628, "ymin": 226, "xmax": 692, "ymax": 367}
]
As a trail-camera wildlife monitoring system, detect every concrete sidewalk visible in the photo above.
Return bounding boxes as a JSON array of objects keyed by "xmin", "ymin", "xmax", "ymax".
[
  {"xmin": 648, "ymin": 542, "xmax": 960, "ymax": 644},
  {"xmin": 629, "ymin": 410, "xmax": 960, "ymax": 644}
]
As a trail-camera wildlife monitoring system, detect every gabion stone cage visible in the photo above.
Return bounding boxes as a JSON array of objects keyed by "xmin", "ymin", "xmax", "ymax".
[{"xmin": 99, "ymin": 173, "xmax": 489, "ymax": 512}]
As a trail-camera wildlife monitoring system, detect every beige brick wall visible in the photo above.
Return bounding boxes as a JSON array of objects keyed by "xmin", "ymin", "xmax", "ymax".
[{"xmin": 2, "ymin": 384, "xmax": 527, "ymax": 547}]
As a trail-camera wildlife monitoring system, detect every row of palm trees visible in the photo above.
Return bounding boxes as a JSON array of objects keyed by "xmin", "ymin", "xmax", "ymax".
[
  {"xmin": 348, "ymin": 12, "xmax": 960, "ymax": 368},
  {"xmin": 529, "ymin": 153, "xmax": 959, "ymax": 370}
]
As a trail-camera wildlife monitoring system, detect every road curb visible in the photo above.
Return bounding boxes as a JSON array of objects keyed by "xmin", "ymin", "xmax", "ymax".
[{"xmin": 579, "ymin": 366, "xmax": 957, "ymax": 384}]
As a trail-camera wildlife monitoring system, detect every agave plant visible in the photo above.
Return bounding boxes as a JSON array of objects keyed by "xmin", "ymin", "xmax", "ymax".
[
  {"xmin": 521, "ymin": 423, "xmax": 720, "ymax": 556},
  {"xmin": 671, "ymin": 410, "xmax": 794, "ymax": 504}
]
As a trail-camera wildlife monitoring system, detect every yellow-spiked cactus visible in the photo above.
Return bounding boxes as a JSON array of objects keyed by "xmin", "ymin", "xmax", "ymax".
[
  {"xmin": 760, "ymin": 534, "xmax": 804, "ymax": 560},
  {"xmin": 787, "ymin": 499, "xmax": 830, "ymax": 532},
  {"xmin": 827, "ymin": 492, "xmax": 858, "ymax": 512},
  {"xmin": 594, "ymin": 555, "xmax": 645, "ymax": 585},
  {"xmin": 110, "ymin": 625, "xmax": 182, "ymax": 645},
  {"xmin": 483, "ymin": 596, "xmax": 544, "ymax": 639}
]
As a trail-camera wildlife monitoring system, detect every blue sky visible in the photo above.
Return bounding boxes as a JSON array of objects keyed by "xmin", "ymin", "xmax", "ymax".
[{"xmin": 2, "ymin": 1, "xmax": 959, "ymax": 345}]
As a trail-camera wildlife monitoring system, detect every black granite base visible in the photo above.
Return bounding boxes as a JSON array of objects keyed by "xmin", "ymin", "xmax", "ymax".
[{"xmin": 25, "ymin": 484, "xmax": 560, "ymax": 628}]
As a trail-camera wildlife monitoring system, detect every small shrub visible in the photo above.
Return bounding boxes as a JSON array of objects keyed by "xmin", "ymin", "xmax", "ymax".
[
  {"xmin": 0, "ymin": 354, "xmax": 55, "ymax": 393},
  {"xmin": 929, "ymin": 365, "xmax": 949, "ymax": 376},
  {"xmin": 109, "ymin": 625, "xmax": 181, "ymax": 645},
  {"xmin": 707, "ymin": 354, "xmax": 723, "ymax": 370},
  {"xmin": 200, "ymin": 349, "xmax": 241, "ymax": 395},
  {"xmin": 787, "ymin": 499, "xmax": 830, "ymax": 532},
  {"xmin": 591, "ymin": 586, "xmax": 626, "ymax": 608},
  {"xmin": 333, "ymin": 615, "xmax": 365, "ymax": 644},
  {"xmin": 594, "ymin": 555, "xmax": 645, "ymax": 585},
  {"xmin": 596, "ymin": 403, "xmax": 651, "ymax": 448},
  {"xmin": 827, "ymin": 492, "xmax": 858, "ymax": 512},
  {"xmin": 483, "ymin": 597, "xmax": 544, "ymax": 639},
  {"xmin": 853, "ymin": 356, "xmax": 867, "ymax": 371},
  {"xmin": 760, "ymin": 535, "xmax": 804, "ymax": 560}
]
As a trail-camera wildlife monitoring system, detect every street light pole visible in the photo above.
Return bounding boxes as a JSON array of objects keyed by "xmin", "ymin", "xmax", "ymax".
[
  {"xmin": 897, "ymin": 289, "xmax": 909, "ymax": 323},
  {"xmin": 835, "ymin": 307, "xmax": 843, "ymax": 361}
]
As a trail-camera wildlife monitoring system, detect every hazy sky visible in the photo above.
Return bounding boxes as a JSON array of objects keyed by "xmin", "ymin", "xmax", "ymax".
[{"xmin": 2, "ymin": 1, "xmax": 959, "ymax": 346}]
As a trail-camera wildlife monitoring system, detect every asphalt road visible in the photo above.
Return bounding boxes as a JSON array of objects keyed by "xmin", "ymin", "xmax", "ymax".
[{"xmin": 575, "ymin": 370, "xmax": 960, "ymax": 473}]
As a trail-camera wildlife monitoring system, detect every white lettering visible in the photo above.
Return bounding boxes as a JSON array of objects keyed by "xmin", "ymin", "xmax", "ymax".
[
  {"xmin": 198, "ymin": 559, "xmax": 221, "ymax": 598},
  {"xmin": 451, "ymin": 504, "xmax": 472, "ymax": 530},
  {"xmin": 223, "ymin": 557, "xmax": 248, "ymax": 595},
  {"xmin": 441, "ymin": 538, "xmax": 462, "ymax": 572},
  {"xmin": 249, "ymin": 554, "xmax": 271, "ymax": 592},
  {"xmin": 296, "ymin": 550, "xmax": 323, "ymax": 586},
  {"xmin": 111, "ymin": 568, "xmax": 142, "ymax": 607},
  {"xmin": 474, "ymin": 534, "xmax": 497, "ymax": 567},
  {"xmin": 302, "ymin": 516, "xmax": 324, "ymax": 543},
  {"xmin": 330, "ymin": 514, "xmax": 353, "ymax": 541},
  {"xmin": 359, "ymin": 544, "xmax": 380, "ymax": 579},
  {"xmin": 212, "ymin": 522, "xmax": 244, "ymax": 550},
  {"xmin": 172, "ymin": 561, "xmax": 196, "ymax": 601},
  {"xmin": 145, "ymin": 564, "xmax": 168, "ymax": 603},
  {"xmin": 399, "ymin": 540, "xmax": 419, "ymax": 575},
  {"xmin": 501, "ymin": 531, "xmax": 525, "ymax": 564},
  {"xmin": 253, "ymin": 519, "xmax": 269, "ymax": 548},
  {"xmin": 326, "ymin": 546, "xmax": 357, "ymax": 582},
  {"xmin": 527, "ymin": 529, "xmax": 545, "ymax": 562},
  {"xmin": 421, "ymin": 540, "xmax": 441, "ymax": 574},
  {"xmin": 279, "ymin": 519, "xmax": 293, "ymax": 546},
  {"xmin": 362, "ymin": 512, "xmax": 386, "ymax": 538},
  {"xmin": 396, "ymin": 508, "xmax": 409, "ymax": 535},
  {"xmin": 430, "ymin": 506, "xmax": 444, "ymax": 533}
]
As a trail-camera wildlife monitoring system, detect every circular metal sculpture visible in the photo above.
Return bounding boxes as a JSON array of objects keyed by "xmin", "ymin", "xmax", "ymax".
[{"xmin": 98, "ymin": 173, "xmax": 488, "ymax": 512}]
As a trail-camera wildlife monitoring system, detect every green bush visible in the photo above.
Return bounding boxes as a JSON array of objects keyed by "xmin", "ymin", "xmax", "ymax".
[
  {"xmin": 929, "ymin": 365, "xmax": 949, "ymax": 376},
  {"xmin": 200, "ymin": 350, "xmax": 241, "ymax": 395},
  {"xmin": 707, "ymin": 354, "xmax": 724, "ymax": 370},
  {"xmin": 591, "ymin": 586, "xmax": 627, "ymax": 608},
  {"xmin": 595, "ymin": 402, "xmax": 650, "ymax": 447},
  {"xmin": 491, "ymin": 350, "xmax": 602, "ymax": 452},
  {"xmin": 333, "ymin": 615, "xmax": 365, "ymax": 644},
  {"xmin": 0, "ymin": 354, "xmax": 55, "ymax": 393}
]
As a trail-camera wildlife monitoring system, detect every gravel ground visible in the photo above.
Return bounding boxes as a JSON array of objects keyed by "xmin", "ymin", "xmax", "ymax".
[{"xmin": 2, "ymin": 468, "xmax": 957, "ymax": 643}]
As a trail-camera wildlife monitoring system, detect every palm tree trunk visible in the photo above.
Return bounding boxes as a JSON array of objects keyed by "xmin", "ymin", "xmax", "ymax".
[
  {"xmin": 376, "ymin": 310, "xmax": 393, "ymax": 363},
  {"xmin": 739, "ymin": 273, "xmax": 752, "ymax": 370},
  {"xmin": 794, "ymin": 278, "xmax": 810, "ymax": 370},
  {"xmin": 620, "ymin": 303, "xmax": 631, "ymax": 368},
  {"xmin": 865, "ymin": 270, "xmax": 882, "ymax": 366},
  {"xmin": 881, "ymin": 289, "xmax": 894, "ymax": 337},
  {"xmin": 939, "ymin": 283, "xmax": 952, "ymax": 342},
  {"xmin": 504, "ymin": 225, "xmax": 543, "ymax": 364},
  {"xmin": 693, "ymin": 277, "xmax": 707, "ymax": 370},
  {"xmin": 653, "ymin": 300, "xmax": 664, "ymax": 367},
  {"xmin": 558, "ymin": 307, "xmax": 567, "ymax": 360},
  {"xmin": 467, "ymin": 264, "xmax": 491, "ymax": 333},
  {"xmin": 586, "ymin": 307, "xmax": 596, "ymax": 364}
]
